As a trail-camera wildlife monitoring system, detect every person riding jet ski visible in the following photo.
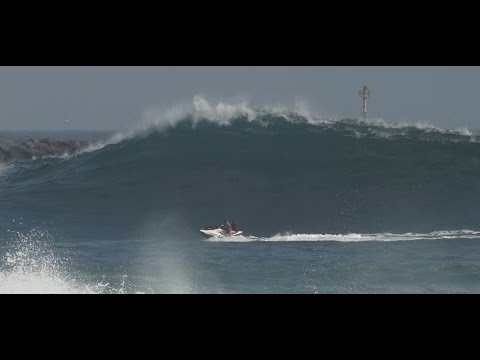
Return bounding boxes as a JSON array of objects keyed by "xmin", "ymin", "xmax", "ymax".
[
  {"xmin": 200, "ymin": 219, "xmax": 242, "ymax": 238},
  {"xmin": 223, "ymin": 219, "xmax": 232, "ymax": 235}
]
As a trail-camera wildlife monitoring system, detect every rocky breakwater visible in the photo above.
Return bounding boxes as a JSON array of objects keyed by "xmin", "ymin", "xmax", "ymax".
[{"xmin": 0, "ymin": 138, "xmax": 89, "ymax": 163}]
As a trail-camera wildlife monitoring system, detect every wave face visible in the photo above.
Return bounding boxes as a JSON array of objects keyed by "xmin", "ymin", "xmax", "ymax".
[{"xmin": 1, "ymin": 110, "xmax": 480, "ymax": 239}]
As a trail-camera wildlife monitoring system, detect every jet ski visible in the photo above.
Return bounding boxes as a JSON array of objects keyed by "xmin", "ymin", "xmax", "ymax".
[{"xmin": 200, "ymin": 225, "xmax": 243, "ymax": 238}]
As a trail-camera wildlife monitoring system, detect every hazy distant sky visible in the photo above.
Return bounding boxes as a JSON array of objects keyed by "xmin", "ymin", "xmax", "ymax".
[{"xmin": 1, "ymin": 66, "xmax": 480, "ymax": 131}]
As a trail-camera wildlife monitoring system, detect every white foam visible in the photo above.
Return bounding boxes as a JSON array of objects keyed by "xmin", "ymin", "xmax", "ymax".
[
  {"xmin": 205, "ymin": 235, "xmax": 259, "ymax": 243},
  {"xmin": 211, "ymin": 229, "xmax": 480, "ymax": 243},
  {"xmin": 142, "ymin": 96, "xmax": 476, "ymax": 139},
  {"xmin": 0, "ymin": 228, "xmax": 129, "ymax": 294},
  {"xmin": 453, "ymin": 127, "xmax": 473, "ymax": 137},
  {"xmin": 0, "ymin": 271, "xmax": 89, "ymax": 294}
]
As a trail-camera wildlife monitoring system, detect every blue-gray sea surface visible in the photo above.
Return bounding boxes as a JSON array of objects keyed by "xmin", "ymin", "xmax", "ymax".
[{"xmin": 1, "ymin": 115, "xmax": 480, "ymax": 293}]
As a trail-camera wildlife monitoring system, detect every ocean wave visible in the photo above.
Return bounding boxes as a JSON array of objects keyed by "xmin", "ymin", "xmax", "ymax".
[
  {"xmin": 79, "ymin": 96, "xmax": 480, "ymax": 154},
  {"xmin": 2, "ymin": 96, "xmax": 480, "ymax": 235}
]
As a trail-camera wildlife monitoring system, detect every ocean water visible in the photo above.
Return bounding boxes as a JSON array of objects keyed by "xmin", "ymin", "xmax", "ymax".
[{"xmin": 2, "ymin": 99, "xmax": 480, "ymax": 293}]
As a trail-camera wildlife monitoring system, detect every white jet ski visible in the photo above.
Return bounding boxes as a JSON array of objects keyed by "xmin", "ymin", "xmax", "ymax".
[{"xmin": 200, "ymin": 225, "xmax": 243, "ymax": 239}]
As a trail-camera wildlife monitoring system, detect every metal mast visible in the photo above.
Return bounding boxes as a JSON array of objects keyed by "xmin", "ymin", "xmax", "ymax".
[{"xmin": 359, "ymin": 85, "xmax": 371, "ymax": 119}]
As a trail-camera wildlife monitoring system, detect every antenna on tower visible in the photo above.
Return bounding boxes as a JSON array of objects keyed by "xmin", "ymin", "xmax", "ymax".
[{"xmin": 359, "ymin": 85, "xmax": 371, "ymax": 119}]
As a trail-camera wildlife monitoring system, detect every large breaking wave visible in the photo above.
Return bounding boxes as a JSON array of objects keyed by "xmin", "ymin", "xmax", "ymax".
[{"xmin": 1, "ymin": 96, "xmax": 480, "ymax": 238}]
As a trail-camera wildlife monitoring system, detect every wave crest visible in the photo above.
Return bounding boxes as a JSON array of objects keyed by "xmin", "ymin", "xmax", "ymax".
[{"xmin": 89, "ymin": 96, "xmax": 479, "ymax": 151}]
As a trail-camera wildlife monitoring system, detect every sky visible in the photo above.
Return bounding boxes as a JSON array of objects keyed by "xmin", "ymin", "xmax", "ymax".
[{"xmin": 1, "ymin": 66, "xmax": 480, "ymax": 131}]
